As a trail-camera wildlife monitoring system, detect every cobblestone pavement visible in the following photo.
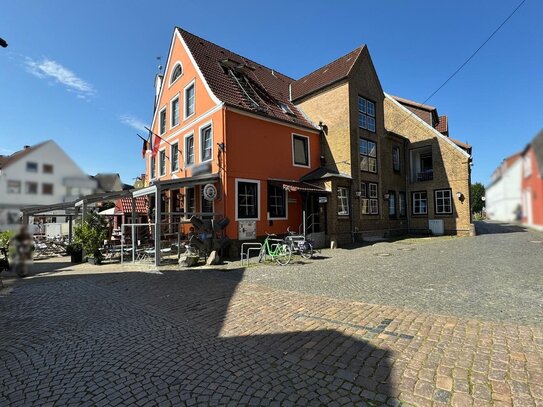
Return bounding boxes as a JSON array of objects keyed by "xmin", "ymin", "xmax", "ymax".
[
  {"xmin": 236, "ymin": 221, "xmax": 543, "ymax": 325},
  {"xmin": 0, "ymin": 221, "xmax": 542, "ymax": 406}
]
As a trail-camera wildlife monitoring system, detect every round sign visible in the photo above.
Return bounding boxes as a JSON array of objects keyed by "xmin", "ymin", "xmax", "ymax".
[{"xmin": 203, "ymin": 184, "xmax": 217, "ymax": 201}]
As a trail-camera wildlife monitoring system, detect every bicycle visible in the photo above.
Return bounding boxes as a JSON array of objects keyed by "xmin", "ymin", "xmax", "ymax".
[
  {"xmin": 285, "ymin": 227, "xmax": 313, "ymax": 259},
  {"xmin": 258, "ymin": 233, "xmax": 292, "ymax": 266}
]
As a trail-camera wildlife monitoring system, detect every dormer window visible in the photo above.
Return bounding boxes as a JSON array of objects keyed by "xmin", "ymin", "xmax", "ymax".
[{"xmin": 170, "ymin": 62, "xmax": 183, "ymax": 85}]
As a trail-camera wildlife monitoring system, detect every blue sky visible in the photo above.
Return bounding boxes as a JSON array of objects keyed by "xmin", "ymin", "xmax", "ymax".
[{"xmin": 1, "ymin": 0, "xmax": 541, "ymax": 186}]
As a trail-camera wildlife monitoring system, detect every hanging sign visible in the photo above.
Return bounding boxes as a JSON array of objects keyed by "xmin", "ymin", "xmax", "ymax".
[{"xmin": 203, "ymin": 184, "xmax": 217, "ymax": 201}]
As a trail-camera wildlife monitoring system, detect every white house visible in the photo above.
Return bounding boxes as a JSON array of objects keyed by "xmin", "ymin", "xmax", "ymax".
[
  {"xmin": 486, "ymin": 152, "xmax": 522, "ymax": 222},
  {"xmin": 0, "ymin": 140, "xmax": 97, "ymax": 230}
]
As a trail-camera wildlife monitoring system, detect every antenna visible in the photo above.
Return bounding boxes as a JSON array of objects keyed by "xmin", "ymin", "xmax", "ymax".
[{"xmin": 156, "ymin": 56, "xmax": 163, "ymax": 73}]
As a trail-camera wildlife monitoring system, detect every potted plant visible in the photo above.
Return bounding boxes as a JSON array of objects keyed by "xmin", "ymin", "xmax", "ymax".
[
  {"xmin": 65, "ymin": 243, "xmax": 83, "ymax": 263},
  {"xmin": 73, "ymin": 212, "xmax": 108, "ymax": 265}
]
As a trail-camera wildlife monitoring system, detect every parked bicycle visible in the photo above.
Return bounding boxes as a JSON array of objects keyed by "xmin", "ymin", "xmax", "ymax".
[
  {"xmin": 285, "ymin": 227, "xmax": 313, "ymax": 259},
  {"xmin": 258, "ymin": 233, "xmax": 292, "ymax": 266}
]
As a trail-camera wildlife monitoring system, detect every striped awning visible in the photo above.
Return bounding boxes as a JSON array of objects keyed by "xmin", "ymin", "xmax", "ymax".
[{"xmin": 269, "ymin": 180, "xmax": 329, "ymax": 193}]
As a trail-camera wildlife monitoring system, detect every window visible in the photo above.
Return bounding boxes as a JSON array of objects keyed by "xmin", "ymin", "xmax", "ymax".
[
  {"xmin": 171, "ymin": 143, "xmax": 179, "ymax": 172},
  {"xmin": 170, "ymin": 63, "xmax": 182, "ymax": 85},
  {"xmin": 159, "ymin": 150, "xmax": 166, "ymax": 176},
  {"xmin": 358, "ymin": 96, "xmax": 376, "ymax": 132},
  {"xmin": 42, "ymin": 183, "xmax": 54, "ymax": 195},
  {"xmin": 159, "ymin": 108, "xmax": 167, "ymax": 135},
  {"xmin": 26, "ymin": 162, "xmax": 38, "ymax": 172},
  {"xmin": 360, "ymin": 182, "xmax": 367, "ymax": 198},
  {"xmin": 360, "ymin": 138, "xmax": 377, "ymax": 173},
  {"xmin": 237, "ymin": 180, "xmax": 259, "ymax": 219},
  {"xmin": 388, "ymin": 191, "xmax": 396, "ymax": 218},
  {"xmin": 201, "ymin": 125, "xmax": 212, "ymax": 162},
  {"xmin": 201, "ymin": 193, "xmax": 214, "ymax": 219},
  {"xmin": 26, "ymin": 182, "xmax": 38, "ymax": 194},
  {"xmin": 399, "ymin": 192, "xmax": 407, "ymax": 217},
  {"xmin": 435, "ymin": 189, "xmax": 453, "ymax": 215},
  {"xmin": 337, "ymin": 187, "xmax": 349, "ymax": 216},
  {"xmin": 268, "ymin": 183, "xmax": 286, "ymax": 219},
  {"xmin": 43, "ymin": 164, "xmax": 54, "ymax": 174},
  {"xmin": 150, "ymin": 156, "xmax": 156, "ymax": 180},
  {"xmin": 369, "ymin": 183, "xmax": 379, "ymax": 215},
  {"xmin": 185, "ymin": 187, "xmax": 195, "ymax": 215},
  {"xmin": 524, "ymin": 155, "xmax": 532, "ymax": 177},
  {"xmin": 392, "ymin": 147, "xmax": 400, "ymax": 172},
  {"xmin": 292, "ymin": 134, "xmax": 309, "ymax": 167},
  {"xmin": 171, "ymin": 97, "xmax": 180, "ymax": 128},
  {"xmin": 185, "ymin": 82, "xmax": 195, "ymax": 118},
  {"xmin": 7, "ymin": 180, "xmax": 21, "ymax": 194},
  {"xmin": 412, "ymin": 191, "xmax": 428, "ymax": 215},
  {"xmin": 185, "ymin": 134, "xmax": 194, "ymax": 165}
]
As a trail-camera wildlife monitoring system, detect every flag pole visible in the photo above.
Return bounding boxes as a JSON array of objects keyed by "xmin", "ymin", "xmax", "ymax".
[{"xmin": 144, "ymin": 126, "xmax": 183, "ymax": 158}]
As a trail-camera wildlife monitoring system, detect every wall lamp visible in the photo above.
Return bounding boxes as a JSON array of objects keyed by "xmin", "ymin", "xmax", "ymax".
[
  {"xmin": 383, "ymin": 193, "xmax": 390, "ymax": 200},
  {"xmin": 456, "ymin": 192, "xmax": 464, "ymax": 200}
]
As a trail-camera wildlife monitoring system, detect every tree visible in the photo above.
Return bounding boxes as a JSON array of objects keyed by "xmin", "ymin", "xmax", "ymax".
[{"xmin": 471, "ymin": 182, "xmax": 486, "ymax": 214}]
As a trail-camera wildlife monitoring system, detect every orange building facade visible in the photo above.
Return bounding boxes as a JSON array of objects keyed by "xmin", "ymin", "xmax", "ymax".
[{"xmin": 145, "ymin": 28, "xmax": 323, "ymax": 245}]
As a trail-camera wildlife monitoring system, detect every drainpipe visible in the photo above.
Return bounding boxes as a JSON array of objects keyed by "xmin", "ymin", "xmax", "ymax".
[{"xmin": 404, "ymin": 138, "xmax": 410, "ymax": 233}]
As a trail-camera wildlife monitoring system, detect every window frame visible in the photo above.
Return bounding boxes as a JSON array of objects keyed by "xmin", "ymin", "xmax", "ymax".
[
  {"xmin": 159, "ymin": 106, "xmax": 167, "ymax": 135},
  {"xmin": 184, "ymin": 80, "xmax": 196, "ymax": 120},
  {"xmin": 170, "ymin": 94, "xmax": 180, "ymax": 129},
  {"xmin": 25, "ymin": 181, "xmax": 38, "ymax": 195},
  {"xmin": 267, "ymin": 183, "xmax": 287, "ymax": 220},
  {"xmin": 169, "ymin": 62, "xmax": 183, "ymax": 87},
  {"xmin": 434, "ymin": 188, "xmax": 453, "ymax": 215},
  {"xmin": 368, "ymin": 182, "xmax": 379, "ymax": 215},
  {"xmin": 200, "ymin": 122, "xmax": 213, "ymax": 163},
  {"xmin": 150, "ymin": 155, "xmax": 156, "ymax": 180},
  {"xmin": 392, "ymin": 146, "xmax": 401, "ymax": 172},
  {"xmin": 292, "ymin": 133, "xmax": 310, "ymax": 168},
  {"xmin": 201, "ymin": 190, "xmax": 214, "ymax": 219},
  {"xmin": 184, "ymin": 133, "xmax": 195, "ymax": 166},
  {"xmin": 42, "ymin": 183, "xmax": 54, "ymax": 195},
  {"xmin": 337, "ymin": 187, "xmax": 350, "ymax": 217},
  {"xmin": 360, "ymin": 138, "xmax": 377, "ymax": 173},
  {"xmin": 358, "ymin": 96, "xmax": 376, "ymax": 133},
  {"xmin": 235, "ymin": 179, "xmax": 260, "ymax": 221},
  {"xmin": 26, "ymin": 162, "xmax": 38, "ymax": 173},
  {"xmin": 388, "ymin": 191, "xmax": 396, "ymax": 218},
  {"xmin": 185, "ymin": 187, "xmax": 196, "ymax": 217},
  {"xmin": 43, "ymin": 164, "xmax": 54, "ymax": 174},
  {"xmin": 412, "ymin": 191, "xmax": 428, "ymax": 215},
  {"xmin": 399, "ymin": 191, "xmax": 407, "ymax": 217},
  {"xmin": 170, "ymin": 142, "xmax": 179, "ymax": 173},
  {"xmin": 7, "ymin": 180, "xmax": 21, "ymax": 194},
  {"xmin": 159, "ymin": 148, "xmax": 167, "ymax": 177}
]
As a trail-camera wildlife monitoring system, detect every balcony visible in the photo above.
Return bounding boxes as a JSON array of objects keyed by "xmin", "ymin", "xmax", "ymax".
[{"xmin": 411, "ymin": 147, "xmax": 433, "ymax": 182}]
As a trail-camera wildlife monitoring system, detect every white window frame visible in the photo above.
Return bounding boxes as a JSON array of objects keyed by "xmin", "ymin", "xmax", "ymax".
[
  {"xmin": 150, "ymin": 155, "xmax": 156, "ymax": 181},
  {"xmin": 169, "ymin": 62, "xmax": 183, "ymax": 87},
  {"xmin": 171, "ymin": 142, "xmax": 179, "ymax": 173},
  {"xmin": 360, "ymin": 138, "xmax": 377, "ymax": 173},
  {"xmin": 185, "ymin": 187, "xmax": 196, "ymax": 218},
  {"xmin": 235, "ymin": 178, "xmax": 260, "ymax": 221},
  {"xmin": 158, "ymin": 148, "xmax": 167, "ymax": 177},
  {"xmin": 412, "ymin": 191, "xmax": 428, "ymax": 215},
  {"xmin": 42, "ymin": 183, "xmax": 54, "ymax": 195},
  {"xmin": 361, "ymin": 198, "xmax": 369, "ymax": 215},
  {"xmin": 358, "ymin": 96, "xmax": 376, "ymax": 132},
  {"xmin": 170, "ymin": 94, "xmax": 180, "ymax": 129},
  {"xmin": 25, "ymin": 181, "xmax": 38, "ymax": 195},
  {"xmin": 292, "ymin": 133, "xmax": 310, "ymax": 168},
  {"xmin": 26, "ymin": 162, "xmax": 38, "ymax": 173},
  {"xmin": 184, "ymin": 80, "xmax": 196, "ymax": 120},
  {"xmin": 184, "ymin": 133, "xmax": 195, "ymax": 166},
  {"xmin": 524, "ymin": 155, "xmax": 532, "ymax": 178},
  {"xmin": 368, "ymin": 183, "xmax": 379, "ymax": 215},
  {"xmin": 159, "ymin": 106, "xmax": 167, "ymax": 135},
  {"xmin": 434, "ymin": 189, "xmax": 453, "ymax": 215},
  {"xmin": 199, "ymin": 121, "xmax": 213, "ymax": 163},
  {"xmin": 267, "ymin": 183, "xmax": 288, "ymax": 220},
  {"xmin": 388, "ymin": 191, "xmax": 396, "ymax": 217},
  {"xmin": 337, "ymin": 187, "xmax": 349, "ymax": 216}
]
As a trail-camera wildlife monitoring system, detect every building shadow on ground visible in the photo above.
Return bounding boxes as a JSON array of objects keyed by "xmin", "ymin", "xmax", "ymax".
[
  {"xmin": 0, "ymin": 265, "xmax": 398, "ymax": 405},
  {"xmin": 474, "ymin": 220, "xmax": 529, "ymax": 235}
]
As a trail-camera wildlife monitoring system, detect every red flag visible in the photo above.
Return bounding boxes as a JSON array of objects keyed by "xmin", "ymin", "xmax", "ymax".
[{"xmin": 152, "ymin": 133, "xmax": 160, "ymax": 157}]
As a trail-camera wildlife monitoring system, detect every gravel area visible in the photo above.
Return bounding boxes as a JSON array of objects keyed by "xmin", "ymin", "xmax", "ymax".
[{"xmin": 230, "ymin": 221, "xmax": 543, "ymax": 325}]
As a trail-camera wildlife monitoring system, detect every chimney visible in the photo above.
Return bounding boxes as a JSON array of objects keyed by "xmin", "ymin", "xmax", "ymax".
[{"xmin": 24, "ymin": 145, "xmax": 31, "ymax": 149}]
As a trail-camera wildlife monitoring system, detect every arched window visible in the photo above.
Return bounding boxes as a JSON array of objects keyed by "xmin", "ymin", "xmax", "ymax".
[{"xmin": 170, "ymin": 63, "xmax": 183, "ymax": 85}]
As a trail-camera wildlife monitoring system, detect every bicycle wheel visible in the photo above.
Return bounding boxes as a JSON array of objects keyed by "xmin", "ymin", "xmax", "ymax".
[
  {"xmin": 275, "ymin": 243, "xmax": 292, "ymax": 266},
  {"xmin": 300, "ymin": 242, "xmax": 313, "ymax": 259},
  {"xmin": 257, "ymin": 244, "xmax": 266, "ymax": 263}
]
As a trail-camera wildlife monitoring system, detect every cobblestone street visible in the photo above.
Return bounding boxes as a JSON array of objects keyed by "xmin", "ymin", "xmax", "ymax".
[{"xmin": 1, "ymin": 222, "xmax": 542, "ymax": 406}]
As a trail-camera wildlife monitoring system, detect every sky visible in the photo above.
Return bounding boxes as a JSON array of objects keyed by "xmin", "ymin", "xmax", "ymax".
[{"xmin": 1, "ymin": 0, "xmax": 541, "ymax": 186}]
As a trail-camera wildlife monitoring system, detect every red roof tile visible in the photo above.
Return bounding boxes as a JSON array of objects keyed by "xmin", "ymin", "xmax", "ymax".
[
  {"xmin": 434, "ymin": 115, "xmax": 448, "ymax": 134},
  {"xmin": 115, "ymin": 197, "xmax": 148, "ymax": 214},
  {"xmin": 0, "ymin": 141, "xmax": 49, "ymax": 170},
  {"xmin": 178, "ymin": 28, "xmax": 317, "ymax": 130},
  {"xmin": 291, "ymin": 46, "xmax": 365, "ymax": 101},
  {"xmin": 449, "ymin": 137, "xmax": 471, "ymax": 151}
]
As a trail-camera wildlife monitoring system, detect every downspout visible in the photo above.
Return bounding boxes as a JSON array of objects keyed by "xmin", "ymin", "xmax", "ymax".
[
  {"xmin": 405, "ymin": 137, "xmax": 410, "ymax": 233},
  {"xmin": 222, "ymin": 105, "xmax": 228, "ymax": 235}
]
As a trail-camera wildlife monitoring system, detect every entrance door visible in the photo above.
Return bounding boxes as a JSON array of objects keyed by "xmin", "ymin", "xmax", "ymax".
[{"xmin": 305, "ymin": 194, "xmax": 327, "ymax": 248}]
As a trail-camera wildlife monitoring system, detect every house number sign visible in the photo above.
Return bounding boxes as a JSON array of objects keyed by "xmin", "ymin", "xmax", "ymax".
[{"xmin": 203, "ymin": 184, "xmax": 217, "ymax": 201}]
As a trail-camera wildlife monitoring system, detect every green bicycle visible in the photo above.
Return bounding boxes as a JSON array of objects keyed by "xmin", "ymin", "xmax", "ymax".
[{"xmin": 258, "ymin": 233, "xmax": 292, "ymax": 266}]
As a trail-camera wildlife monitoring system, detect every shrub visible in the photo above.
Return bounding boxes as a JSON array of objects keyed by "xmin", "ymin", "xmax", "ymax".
[{"xmin": 73, "ymin": 212, "xmax": 108, "ymax": 260}]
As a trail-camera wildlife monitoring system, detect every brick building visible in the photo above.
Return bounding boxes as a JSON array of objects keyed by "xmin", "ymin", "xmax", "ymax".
[
  {"xmin": 520, "ymin": 130, "xmax": 543, "ymax": 230},
  {"xmin": 143, "ymin": 27, "xmax": 473, "ymax": 250}
]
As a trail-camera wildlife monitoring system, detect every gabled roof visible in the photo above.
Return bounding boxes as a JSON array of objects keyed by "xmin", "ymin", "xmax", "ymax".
[
  {"xmin": 390, "ymin": 95, "xmax": 439, "ymax": 126},
  {"xmin": 449, "ymin": 137, "xmax": 472, "ymax": 152},
  {"xmin": 177, "ymin": 27, "xmax": 317, "ymax": 130},
  {"xmin": 390, "ymin": 95, "xmax": 436, "ymax": 112},
  {"xmin": 291, "ymin": 46, "xmax": 365, "ymax": 102},
  {"xmin": 0, "ymin": 140, "xmax": 49, "ymax": 170}
]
